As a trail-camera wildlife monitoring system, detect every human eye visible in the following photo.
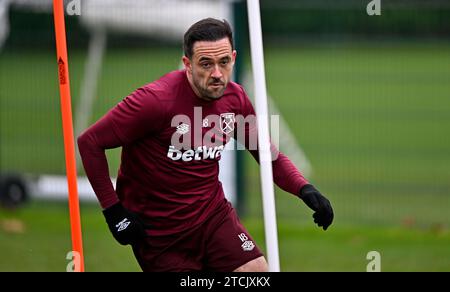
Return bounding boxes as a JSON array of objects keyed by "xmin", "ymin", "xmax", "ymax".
[
  {"xmin": 220, "ymin": 59, "xmax": 230, "ymax": 66},
  {"xmin": 200, "ymin": 61, "xmax": 212, "ymax": 69}
]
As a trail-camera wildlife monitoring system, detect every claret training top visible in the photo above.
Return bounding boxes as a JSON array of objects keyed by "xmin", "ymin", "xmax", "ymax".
[{"xmin": 78, "ymin": 70, "xmax": 308, "ymax": 236}]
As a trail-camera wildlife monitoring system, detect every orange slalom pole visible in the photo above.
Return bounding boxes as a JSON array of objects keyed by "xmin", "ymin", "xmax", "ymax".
[{"xmin": 52, "ymin": 0, "xmax": 85, "ymax": 271}]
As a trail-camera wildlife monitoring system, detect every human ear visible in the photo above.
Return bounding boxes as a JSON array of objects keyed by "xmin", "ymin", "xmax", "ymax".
[{"xmin": 182, "ymin": 56, "xmax": 192, "ymax": 74}]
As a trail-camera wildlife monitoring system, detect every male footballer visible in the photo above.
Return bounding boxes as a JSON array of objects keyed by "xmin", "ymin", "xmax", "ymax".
[{"xmin": 78, "ymin": 18, "xmax": 333, "ymax": 272}]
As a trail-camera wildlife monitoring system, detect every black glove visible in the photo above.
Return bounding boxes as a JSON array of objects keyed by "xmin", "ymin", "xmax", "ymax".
[
  {"xmin": 102, "ymin": 202, "xmax": 147, "ymax": 245},
  {"xmin": 299, "ymin": 184, "xmax": 334, "ymax": 230}
]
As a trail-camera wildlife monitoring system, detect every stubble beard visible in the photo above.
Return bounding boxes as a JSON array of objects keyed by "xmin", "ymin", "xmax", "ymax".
[{"xmin": 192, "ymin": 75, "xmax": 227, "ymax": 101}]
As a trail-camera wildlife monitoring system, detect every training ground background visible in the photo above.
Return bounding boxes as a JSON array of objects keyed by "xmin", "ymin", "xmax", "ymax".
[{"xmin": 1, "ymin": 1, "xmax": 450, "ymax": 271}]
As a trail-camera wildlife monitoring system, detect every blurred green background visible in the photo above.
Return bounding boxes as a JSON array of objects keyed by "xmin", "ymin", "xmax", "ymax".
[{"xmin": 1, "ymin": 0, "xmax": 449, "ymax": 271}]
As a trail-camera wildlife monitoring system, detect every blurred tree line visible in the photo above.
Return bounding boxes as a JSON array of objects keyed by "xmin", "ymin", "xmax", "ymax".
[
  {"xmin": 4, "ymin": 0, "xmax": 450, "ymax": 50},
  {"xmin": 260, "ymin": 0, "xmax": 450, "ymax": 41}
]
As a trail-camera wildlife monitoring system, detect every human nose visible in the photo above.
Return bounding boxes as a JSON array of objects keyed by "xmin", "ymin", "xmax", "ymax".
[{"xmin": 211, "ymin": 65, "xmax": 223, "ymax": 79}]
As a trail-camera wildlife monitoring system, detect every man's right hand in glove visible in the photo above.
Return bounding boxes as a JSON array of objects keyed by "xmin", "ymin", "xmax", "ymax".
[{"xmin": 102, "ymin": 202, "xmax": 147, "ymax": 245}]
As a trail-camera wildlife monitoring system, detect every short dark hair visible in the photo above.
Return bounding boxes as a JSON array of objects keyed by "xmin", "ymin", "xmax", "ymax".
[{"xmin": 183, "ymin": 18, "xmax": 234, "ymax": 59}]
